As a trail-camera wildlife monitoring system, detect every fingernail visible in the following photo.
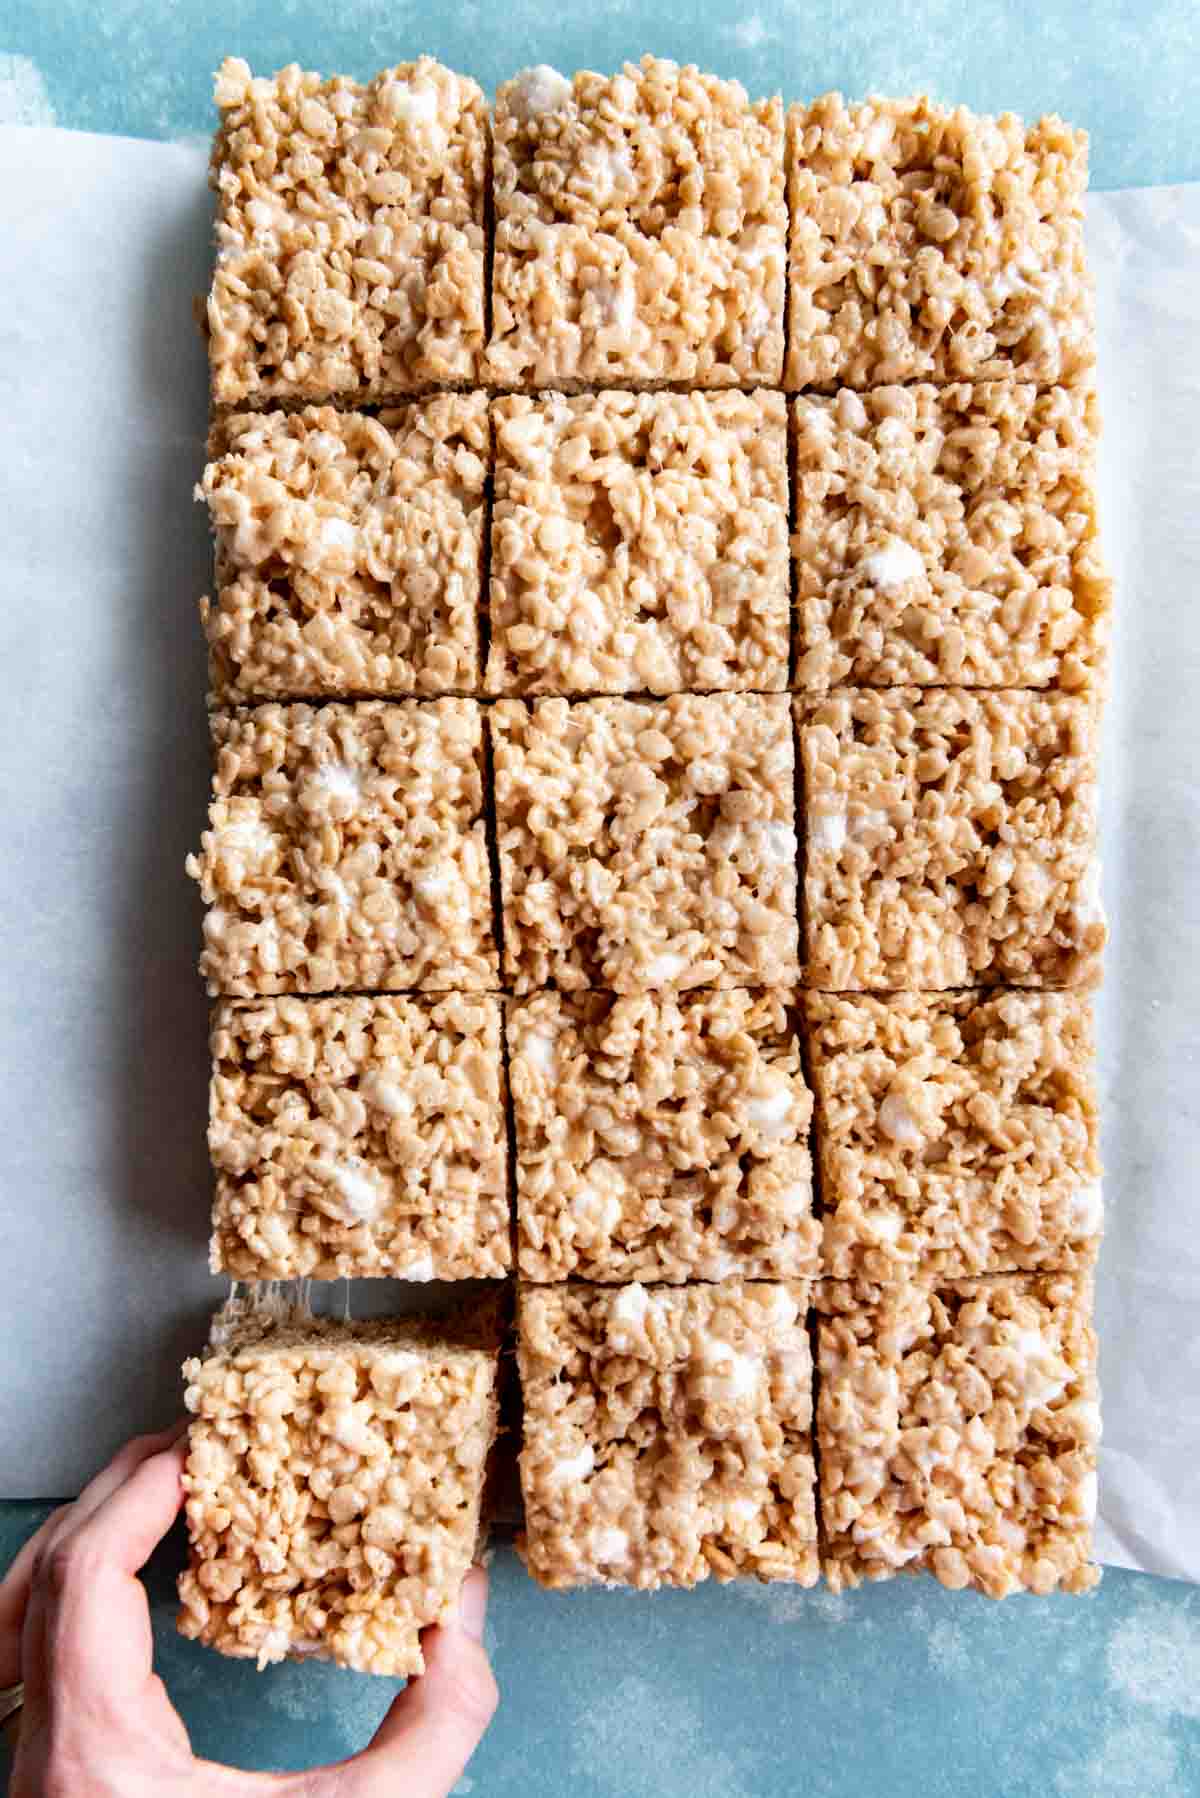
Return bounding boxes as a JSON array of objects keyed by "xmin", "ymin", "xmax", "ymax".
[{"xmin": 457, "ymin": 1567, "xmax": 488, "ymax": 1641}]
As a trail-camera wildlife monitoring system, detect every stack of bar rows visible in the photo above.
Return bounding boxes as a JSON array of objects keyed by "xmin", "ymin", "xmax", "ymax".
[{"xmin": 178, "ymin": 53, "xmax": 1109, "ymax": 1678}]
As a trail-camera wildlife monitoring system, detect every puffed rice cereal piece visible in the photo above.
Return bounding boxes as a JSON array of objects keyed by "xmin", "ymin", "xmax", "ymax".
[
  {"xmin": 491, "ymin": 693, "xmax": 800, "ymax": 994},
  {"xmin": 509, "ymin": 987, "xmax": 818, "ymax": 1282},
  {"xmin": 178, "ymin": 1299, "xmax": 501, "ymax": 1675},
  {"xmin": 200, "ymin": 398, "xmax": 488, "ymax": 701},
  {"xmin": 209, "ymin": 994, "xmax": 509, "ymax": 1280},
  {"xmin": 487, "ymin": 57, "xmax": 785, "ymax": 388},
  {"xmin": 798, "ymin": 688, "xmax": 1104, "ymax": 990},
  {"xmin": 792, "ymin": 382, "xmax": 1109, "ymax": 691},
  {"xmin": 816, "ymin": 1272, "xmax": 1101, "ymax": 1596},
  {"xmin": 488, "ymin": 390, "xmax": 789, "ymax": 695},
  {"xmin": 208, "ymin": 56, "xmax": 487, "ymax": 404},
  {"xmin": 517, "ymin": 1280, "xmax": 818, "ymax": 1588},
  {"xmin": 807, "ymin": 990, "xmax": 1101, "ymax": 1279},
  {"xmin": 786, "ymin": 95, "xmax": 1092, "ymax": 391},
  {"xmin": 186, "ymin": 700, "xmax": 497, "ymax": 995}
]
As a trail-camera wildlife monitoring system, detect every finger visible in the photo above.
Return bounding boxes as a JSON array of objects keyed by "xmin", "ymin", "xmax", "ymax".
[
  {"xmin": 67, "ymin": 1422, "xmax": 190, "ymax": 1529},
  {"xmin": 23, "ymin": 1442, "xmax": 186, "ymax": 1719},
  {"xmin": 348, "ymin": 1568, "xmax": 498, "ymax": 1797},
  {"xmin": 0, "ymin": 1427, "xmax": 186, "ymax": 1686},
  {"xmin": 44, "ymin": 1426, "xmax": 188, "ymax": 1558},
  {"xmin": 49, "ymin": 1437, "xmax": 187, "ymax": 1579},
  {"xmin": 188, "ymin": 1574, "xmax": 498, "ymax": 1798},
  {"xmin": 1, "ymin": 1423, "xmax": 186, "ymax": 1673},
  {"xmin": 0, "ymin": 1507, "xmax": 69, "ymax": 1685},
  {"xmin": 53, "ymin": 1422, "xmax": 190, "ymax": 1550}
]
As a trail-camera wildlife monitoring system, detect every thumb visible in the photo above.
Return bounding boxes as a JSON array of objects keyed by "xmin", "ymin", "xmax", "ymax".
[{"xmin": 344, "ymin": 1568, "xmax": 498, "ymax": 1798}]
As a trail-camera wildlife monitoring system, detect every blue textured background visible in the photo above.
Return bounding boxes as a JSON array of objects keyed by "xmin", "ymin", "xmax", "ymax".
[
  {"xmin": 2, "ymin": 1, "xmax": 1200, "ymax": 1792},
  {"xmin": 1, "ymin": 0, "xmax": 1199, "ymax": 188}
]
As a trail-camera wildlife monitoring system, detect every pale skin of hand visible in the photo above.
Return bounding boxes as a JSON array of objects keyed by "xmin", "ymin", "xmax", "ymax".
[{"xmin": 0, "ymin": 1426, "xmax": 499, "ymax": 1798}]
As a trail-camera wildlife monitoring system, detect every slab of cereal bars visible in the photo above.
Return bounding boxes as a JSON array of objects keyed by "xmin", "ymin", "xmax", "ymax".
[{"xmin": 181, "ymin": 51, "xmax": 1109, "ymax": 1668}]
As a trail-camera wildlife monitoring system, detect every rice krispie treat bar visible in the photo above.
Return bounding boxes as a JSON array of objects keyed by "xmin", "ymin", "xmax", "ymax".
[
  {"xmin": 491, "ymin": 693, "xmax": 800, "ymax": 994},
  {"xmin": 486, "ymin": 57, "xmax": 786, "ymax": 389},
  {"xmin": 200, "ymin": 397, "xmax": 488, "ymax": 702},
  {"xmin": 517, "ymin": 1280, "xmax": 818, "ymax": 1587},
  {"xmin": 178, "ymin": 1298, "xmax": 501, "ymax": 1674},
  {"xmin": 816, "ymin": 1272, "xmax": 1100, "ymax": 1597},
  {"xmin": 509, "ymin": 988, "xmax": 817, "ymax": 1282},
  {"xmin": 187, "ymin": 700, "xmax": 497, "ymax": 995},
  {"xmin": 798, "ymin": 688, "xmax": 1104, "ymax": 990},
  {"xmin": 207, "ymin": 57, "xmax": 487, "ymax": 405},
  {"xmin": 792, "ymin": 382, "xmax": 1109, "ymax": 691},
  {"xmin": 807, "ymin": 991, "xmax": 1101, "ymax": 1279},
  {"xmin": 209, "ymin": 993, "xmax": 509, "ymax": 1281},
  {"xmin": 488, "ymin": 391, "xmax": 789, "ymax": 695},
  {"xmin": 786, "ymin": 95, "xmax": 1092, "ymax": 392}
]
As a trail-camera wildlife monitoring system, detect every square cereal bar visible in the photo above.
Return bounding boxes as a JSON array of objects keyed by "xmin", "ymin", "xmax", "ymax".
[
  {"xmin": 517, "ymin": 1280, "xmax": 817, "ymax": 1588},
  {"xmin": 178, "ymin": 1297, "xmax": 500, "ymax": 1674},
  {"xmin": 487, "ymin": 391, "xmax": 789, "ymax": 696},
  {"xmin": 200, "ymin": 397, "xmax": 488, "ymax": 701},
  {"xmin": 187, "ymin": 700, "xmax": 497, "ymax": 995},
  {"xmin": 792, "ymin": 383, "xmax": 1109, "ymax": 691},
  {"xmin": 509, "ymin": 988, "xmax": 817, "ymax": 1282},
  {"xmin": 798, "ymin": 688, "xmax": 1104, "ymax": 990},
  {"xmin": 486, "ymin": 58, "xmax": 785, "ymax": 389},
  {"xmin": 807, "ymin": 991, "xmax": 1101, "ymax": 1279},
  {"xmin": 786, "ymin": 95, "xmax": 1092, "ymax": 391},
  {"xmin": 491, "ymin": 693, "xmax": 800, "ymax": 994},
  {"xmin": 816, "ymin": 1273, "xmax": 1100, "ymax": 1596},
  {"xmin": 207, "ymin": 56, "xmax": 486, "ymax": 404},
  {"xmin": 209, "ymin": 993, "xmax": 509, "ymax": 1281}
]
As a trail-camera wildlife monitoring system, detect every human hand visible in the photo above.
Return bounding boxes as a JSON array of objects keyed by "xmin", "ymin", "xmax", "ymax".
[{"xmin": 0, "ymin": 1426, "xmax": 498, "ymax": 1797}]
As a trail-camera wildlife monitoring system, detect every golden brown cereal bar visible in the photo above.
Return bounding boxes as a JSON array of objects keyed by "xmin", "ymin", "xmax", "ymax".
[
  {"xmin": 816, "ymin": 1273, "xmax": 1100, "ymax": 1597},
  {"xmin": 200, "ymin": 398, "xmax": 488, "ymax": 701},
  {"xmin": 798, "ymin": 688, "xmax": 1104, "ymax": 990},
  {"xmin": 486, "ymin": 58, "xmax": 785, "ymax": 389},
  {"xmin": 187, "ymin": 700, "xmax": 497, "ymax": 995},
  {"xmin": 509, "ymin": 988, "xmax": 817, "ymax": 1282},
  {"xmin": 178, "ymin": 1300, "xmax": 501, "ymax": 1675},
  {"xmin": 207, "ymin": 57, "xmax": 487, "ymax": 405},
  {"xmin": 806, "ymin": 990, "xmax": 1101, "ymax": 1279},
  {"xmin": 491, "ymin": 693, "xmax": 800, "ymax": 994},
  {"xmin": 209, "ymin": 993, "xmax": 510, "ymax": 1280},
  {"xmin": 517, "ymin": 1280, "xmax": 817, "ymax": 1588},
  {"xmin": 786, "ymin": 95, "xmax": 1092, "ymax": 391},
  {"xmin": 791, "ymin": 382, "xmax": 1109, "ymax": 692},
  {"xmin": 488, "ymin": 390, "xmax": 789, "ymax": 695}
]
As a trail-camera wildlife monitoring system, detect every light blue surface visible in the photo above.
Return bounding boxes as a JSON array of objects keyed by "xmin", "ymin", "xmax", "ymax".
[
  {"xmin": 2, "ymin": 2, "xmax": 1200, "ymax": 1793},
  {"xmin": 2, "ymin": 1508, "xmax": 1200, "ymax": 1795},
  {"xmin": 1, "ymin": 0, "xmax": 1199, "ymax": 189}
]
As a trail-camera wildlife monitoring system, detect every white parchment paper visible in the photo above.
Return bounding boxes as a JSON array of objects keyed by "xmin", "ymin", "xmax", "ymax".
[
  {"xmin": 1087, "ymin": 188, "xmax": 1200, "ymax": 1580},
  {"xmin": 0, "ymin": 129, "xmax": 1196, "ymax": 1581}
]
